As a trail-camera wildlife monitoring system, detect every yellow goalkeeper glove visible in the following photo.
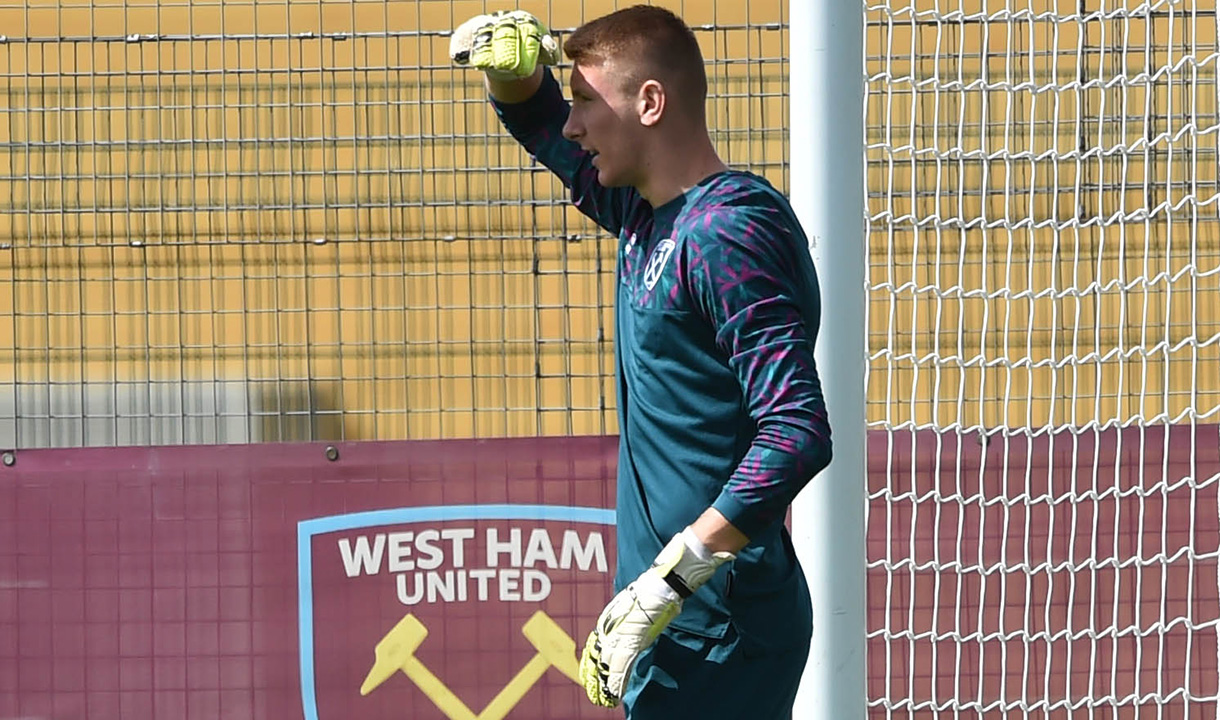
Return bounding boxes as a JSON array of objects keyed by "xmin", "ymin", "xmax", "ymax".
[
  {"xmin": 448, "ymin": 10, "xmax": 561, "ymax": 81},
  {"xmin": 579, "ymin": 527, "xmax": 735, "ymax": 708}
]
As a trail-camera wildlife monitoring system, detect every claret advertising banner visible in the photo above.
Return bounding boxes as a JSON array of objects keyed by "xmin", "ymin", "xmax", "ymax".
[
  {"xmin": 4, "ymin": 426, "xmax": 1216, "ymax": 718},
  {"xmin": 0, "ymin": 436, "xmax": 619, "ymax": 720}
]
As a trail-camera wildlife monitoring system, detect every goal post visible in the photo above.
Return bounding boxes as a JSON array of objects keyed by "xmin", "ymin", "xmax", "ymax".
[{"xmin": 788, "ymin": 1, "xmax": 868, "ymax": 720}]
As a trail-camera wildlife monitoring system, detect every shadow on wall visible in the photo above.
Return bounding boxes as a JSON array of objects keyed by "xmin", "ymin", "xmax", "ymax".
[
  {"xmin": 251, "ymin": 379, "xmax": 346, "ymax": 444},
  {"xmin": 0, "ymin": 379, "xmax": 347, "ymax": 448}
]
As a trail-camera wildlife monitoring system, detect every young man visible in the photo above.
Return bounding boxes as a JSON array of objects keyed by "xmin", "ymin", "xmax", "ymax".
[{"xmin": 449, "ymin": 7, "xmax": 833, "ymax": 718}]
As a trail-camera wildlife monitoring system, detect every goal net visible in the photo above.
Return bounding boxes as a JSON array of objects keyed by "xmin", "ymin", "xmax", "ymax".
[{"xmin": 865, "ymin": 1, "xmax": 1220, "ymax": 717}]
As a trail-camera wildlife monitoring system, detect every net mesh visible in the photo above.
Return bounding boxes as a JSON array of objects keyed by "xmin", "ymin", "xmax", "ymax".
[{"xmin": 865, "ymin": 1, "xmax": 1220, "ymax": 716}]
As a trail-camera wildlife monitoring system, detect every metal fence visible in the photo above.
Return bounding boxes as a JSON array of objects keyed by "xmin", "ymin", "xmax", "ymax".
[{"xmin": 0, "ymin": 0, "xmax": 788, "ymax": 447}]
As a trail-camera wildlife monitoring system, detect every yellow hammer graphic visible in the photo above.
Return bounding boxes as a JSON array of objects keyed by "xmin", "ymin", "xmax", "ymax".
[{"xmin": 361, "ymin": 610, "xmax": 580, "ymax": 720}]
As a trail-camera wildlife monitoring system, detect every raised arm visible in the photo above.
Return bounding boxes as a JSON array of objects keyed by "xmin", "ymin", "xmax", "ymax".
[
  {"xmin": 449, "ymin": 10, "xmax": 640, "ymax": 235},
  {"xmin": 485, "ymin": 65, "xmax": 544, "ymax": 104}
]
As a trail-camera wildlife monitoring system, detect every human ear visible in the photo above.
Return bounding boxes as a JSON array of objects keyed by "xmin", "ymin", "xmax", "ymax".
[{"xmin": 638, "ymin": 79, "xmax": 665, "ymax": 127}]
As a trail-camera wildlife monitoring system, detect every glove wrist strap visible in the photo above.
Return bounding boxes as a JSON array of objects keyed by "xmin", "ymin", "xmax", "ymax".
[
  {"xmin": 652, "ymin": 527, "xmax": 735, "ymax": 599},
  {"xmin": 661, "ymin": 567, "xmax": 696, "ymax": 599}
]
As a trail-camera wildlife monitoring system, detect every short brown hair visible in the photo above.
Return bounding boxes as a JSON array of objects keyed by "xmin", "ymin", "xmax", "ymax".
[{"xmin": 563, "ymin": 5, "xmax": 708, "ymax": 117}]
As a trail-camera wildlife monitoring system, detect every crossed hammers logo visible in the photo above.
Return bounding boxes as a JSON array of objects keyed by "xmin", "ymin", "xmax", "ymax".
[{"xmin": 359, "ymin": 610, "xmax": 581, "ymax": 720}]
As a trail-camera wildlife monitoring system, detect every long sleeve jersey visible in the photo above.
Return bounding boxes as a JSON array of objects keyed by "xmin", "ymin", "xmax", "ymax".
[{"xmin": 493, "ymin": 69, "xmax": 832, "ymax": 649}]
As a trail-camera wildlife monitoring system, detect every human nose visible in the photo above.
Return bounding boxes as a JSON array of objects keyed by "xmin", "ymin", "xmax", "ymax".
[{"xmin": 562, "ymin": 112, "xmax": 581, "ymax": 141}]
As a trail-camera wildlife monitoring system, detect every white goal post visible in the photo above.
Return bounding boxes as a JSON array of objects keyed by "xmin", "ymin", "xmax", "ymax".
[
  {"xmin": 789, "ymin": 0, "xmax": 868, "ymax": 719},
  {"xmin": 794, "ymin": 2, "xmax": 1220, "ymax": 719}
]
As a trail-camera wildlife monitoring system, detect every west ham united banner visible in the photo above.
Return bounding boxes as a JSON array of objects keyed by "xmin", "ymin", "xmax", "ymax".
[
  {"xmin": 0, "ymin": 436, "xmax": 619, "ymax": 720},
  {"xmin": 301, "ymin": 503, "xmax": 614, "ymax": 720}
]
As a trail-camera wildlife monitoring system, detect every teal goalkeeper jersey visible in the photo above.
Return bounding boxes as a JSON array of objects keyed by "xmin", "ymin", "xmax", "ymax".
[{"xmin": 494, "ymin": 70, "xmax": 832, "ymax": 649}]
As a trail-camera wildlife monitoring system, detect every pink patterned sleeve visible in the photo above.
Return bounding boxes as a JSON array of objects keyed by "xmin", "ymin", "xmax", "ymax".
[{"xmin": 682, "ymin": 203, "xmax": 833, "ymax": 537}]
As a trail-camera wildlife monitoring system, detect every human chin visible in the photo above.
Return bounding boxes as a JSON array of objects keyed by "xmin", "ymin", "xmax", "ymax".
[{"xmin": 594, "ymin": 160, "xmax": 627, "ymax": 187}]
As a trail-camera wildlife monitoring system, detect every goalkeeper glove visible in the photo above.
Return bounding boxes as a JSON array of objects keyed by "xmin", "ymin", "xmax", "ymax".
[
  {"xmin": 448, "ymin": 10, "xmax": 561, "ymax": 81},
  {"xmin": 579, "ymin": 527, "xmax": 735, "ymax": 708}
]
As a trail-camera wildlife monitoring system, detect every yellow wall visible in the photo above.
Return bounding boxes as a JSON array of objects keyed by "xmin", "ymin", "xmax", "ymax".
[{"xmin": 0, "ymin": 0, "xmax": 1216, "ymax": 442}]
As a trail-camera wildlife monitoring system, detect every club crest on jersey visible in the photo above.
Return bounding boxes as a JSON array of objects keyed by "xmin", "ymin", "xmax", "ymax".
[{"xmin": 643, "ymin": 238, "xmax": 677, "ymax": 291}]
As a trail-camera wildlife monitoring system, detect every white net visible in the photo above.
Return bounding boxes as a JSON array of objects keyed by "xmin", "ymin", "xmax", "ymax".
[{"xmin": 865, "ymin": 1, "xmax": 1220, "ymax": 717}]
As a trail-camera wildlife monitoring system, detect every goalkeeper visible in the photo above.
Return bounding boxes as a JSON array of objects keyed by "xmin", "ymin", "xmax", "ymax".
[{"xmin": 450, "ymin": 6, "xmax": 833, "ymax": 718}]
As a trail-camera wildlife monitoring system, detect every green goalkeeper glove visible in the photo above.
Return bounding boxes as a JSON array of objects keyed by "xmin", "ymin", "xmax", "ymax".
[
  {"xmin": 579, "ymin": 527, "xmax": 735, "ymax": 708},
  {"xmin": 448, "ymin": 10, "xmax": 561, "ymax": 81}
]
